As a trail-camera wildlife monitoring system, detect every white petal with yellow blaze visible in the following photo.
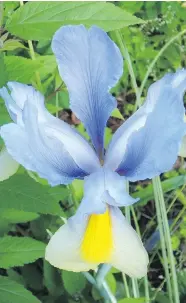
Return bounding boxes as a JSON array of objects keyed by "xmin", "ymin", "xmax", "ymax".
[
  {"xmin": 110, "ymin": 207, "xmax": 149, "ymax": 278},
  {"xmin": 0, "ymin": 147, "xmax": 19, "ymax": 181},
  {"xmin": 45, "ymin": 215, "xmax": 98, "ymax": 272},
  {"xmin": 45, "ymin": 206, "xmax": 148, "ymax": 278}
]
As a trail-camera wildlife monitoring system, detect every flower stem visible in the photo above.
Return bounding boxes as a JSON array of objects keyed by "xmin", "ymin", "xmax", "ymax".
[
  {"xmin": 96, "ymin": 264, "xmax": 111, "ymax": 287},
  {"xmin": 152, "ymin": 177, "xmax": 178, "ymax": 303},
  {"xmin": 155, "ymin": 177, "xmax": 180, "ymax": 303},
  {"xmin": 83, "ymin": 272, "xmax": 116, "ymax": 303}
]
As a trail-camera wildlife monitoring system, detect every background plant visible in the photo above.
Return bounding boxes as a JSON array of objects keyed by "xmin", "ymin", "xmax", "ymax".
[{"xmin": 0, "ymin": 1, "xmax": 186, "ymax": 303}]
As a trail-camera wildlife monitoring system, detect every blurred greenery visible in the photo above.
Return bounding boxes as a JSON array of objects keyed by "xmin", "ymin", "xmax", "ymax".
[{"xmin": 0, "ymin": 1, "xmax": 186, "ymax": 303}]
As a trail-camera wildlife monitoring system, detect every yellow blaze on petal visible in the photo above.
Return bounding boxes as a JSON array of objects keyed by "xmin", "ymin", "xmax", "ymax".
[{"xmin": 81, "ymin": 207, "xmax": 113, "ymax": 263}]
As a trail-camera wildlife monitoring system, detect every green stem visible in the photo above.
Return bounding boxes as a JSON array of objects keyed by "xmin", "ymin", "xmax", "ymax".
[
  {"xmin": 155, "ymin": 177, "xmax": 180, "ymax": 303},
  {"xmin": 115, "ymin": 30, "xmax": 140, "ymax": 112},
  {"xmin": 28, "ymin": 40, "xmax": 41, "ymax": 90},
  {"xmin": 83, "ymin": 272, "xmax": 116, "ymax": 303},
  {"xmin": 138, "ymin": 29, "xmax": 186, "ymax": 105},
  {"xmin": 152, "ymin": 177, "xmax": 176, "ymax": 303},
  {"xmin": 131, "ymin": 207, "xmax": 150, "ymax": 303},
  {"xmin": 122, "ymin": 274, "xmax": 130, "ymax": 298},
  {"xmin": 96, "ymin": 264, "xmax": 111, "ymax": 287}
]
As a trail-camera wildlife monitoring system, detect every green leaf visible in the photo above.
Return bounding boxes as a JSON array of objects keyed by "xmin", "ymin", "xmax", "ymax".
[
  {"xmin": 0, "ymin": 209, "xmax": 39, "ymax": 223},
  {"xmin": 6, "ymin": 2, "xmax": 143, "ymax": 40},
  {"xmin": 132, "ymin": 175, "xmax": 186, "ymax": 206},
  {"xmin": 0, "ymin": 40, "xmax": 27, "ymax": 51},
  {"xmin": 0, "ymin": 236, "xmax": 46, "ymax": 268},
  {"xmin": 0, "ymin": 174, "xmax": 63, "ymax": 215},
  {"xmin": 4, "ymin": 56, "xmax": 42, "ymax": 83},
  {"xmin": 0, "ymin": 54, "xmax": 8, "ymax": 88},
  {"xmin": 7, "ymin": 269, "xmax": 25, "ymax": 286},
  {"xmin": 105, "ymin": 272, "xmax": 116, "ymax": 295},
  {"xmin": 36, "ymin": 55, "xmax": 57, "ymax": 80},
  {"xmin": 62, "ymin": 271, "xmax": 86, "ymax": 295},
  {"xmin": 44, "ymin": 261, "xmax": 63, "ymax": 297},
  {"xmin": 0, "ymin": 276, "xmax": 40, "ymax": 303},
  {"xmin": 21, "ymin": 264, "xmax": 43, "ymax": 291}
]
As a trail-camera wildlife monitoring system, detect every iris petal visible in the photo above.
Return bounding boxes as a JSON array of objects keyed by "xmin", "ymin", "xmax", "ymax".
[
  {"xmin": 0, "ymin": 83, "xmax": 100, "ymax": 185},
  {"xmin": 77, "ymin": 168, "xmax": 138, "ymax": 216},
  {"xmin": 45, "ymin": 215, "xmax": 98, "ymax": 272},
  {"xmin": 110, "ymin": 207, "xmax": 148, "ymax": 278},
  {"xmin": 52, "ymin": 25, "xmax": 123, "ymax": 156},
  {"xmin": 105, "ymin": 69, "xmax": 186, "ymax": 181},
  {"xmin": 0, "ymin": 147, "xmax": 19, "ymax": 181}
]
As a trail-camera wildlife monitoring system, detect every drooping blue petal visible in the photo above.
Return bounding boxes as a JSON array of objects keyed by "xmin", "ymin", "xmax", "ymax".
[
  {"xmin": 105, "ymin": 69, "xmax": 186, "ymax": 181},
  {"xmin": 0, "ymin": 82, "xmax": 46, "ymax": 126},
  {"xmin": 52, "ymin": 25, "xmax": 123, "ymax": 157},
  {"xmin": 0, "ymin": 83, "xmax": 100, "ymax": 186},
  {"xmin": 76, "ymin": 168, "xmax": 138, "ymax": 216}
]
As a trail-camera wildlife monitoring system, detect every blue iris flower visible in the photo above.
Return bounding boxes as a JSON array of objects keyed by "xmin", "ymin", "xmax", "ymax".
[{"xmin": 0, "ymin": 25, "xmax": 186, "ymax": 277}]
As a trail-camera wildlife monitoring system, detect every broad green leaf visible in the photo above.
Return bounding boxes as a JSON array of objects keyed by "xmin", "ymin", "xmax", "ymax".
[
  {"xmin": 132, "ymin": 175, "xmax": 186, "ymax": 206},
  {"xmin": 0, "ymin": 174, "xmax": 63, "ymax": 215},
  {"xmin": 0, "ymin": 236, "xmax": 45, "ymax": 268},
  {"xmin": 36, "ymin": 55, "xmax": 57, "ymax": 79},
  {"xmin": 0, "ymin": 209, "xmax": 39, "ymax": 223},
  {"xmin": 6, "ymin": 2, "xmax": 143, "ymax": 40},
  {"xmin": 7, "ymin": 268, "xmax": 25, "ymax": 286},
  {"xmin": 0, "ymin": 40, "xmax": 27, "ymax": 51},
  {"xmin": 62, "ymin": 271, "xmax": 86, "ymax": 295},
  {"xmin": 4, "ymin": 56, "xmax": 42, "ymax": 83},
  {"xmin": 0, "ymin": 276, "xmax": 40, "ymax": 303}
]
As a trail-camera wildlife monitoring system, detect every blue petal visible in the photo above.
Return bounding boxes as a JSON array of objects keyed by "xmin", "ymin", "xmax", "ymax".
[
  {"xmin": 105, "ymin": 69, "xmax": 186, "ymax": 181},
  {"xmin": 52, "ymin": 25, "xmax": 123, "ymax": 157},
  {"xmin": 0, "ymin": 83, "xmax": 100, "ymax": 186},
  {"xmin": 76, "ymin": 168, "xmax": 138, "ymax": 216},
  {"xmin": 0, "ymin": 82, "xmax": 45, "ymax": 126}
]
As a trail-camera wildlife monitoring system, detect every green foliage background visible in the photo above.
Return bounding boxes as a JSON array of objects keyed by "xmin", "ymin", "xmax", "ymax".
[{"xmin": 0, "ymin": 1, "xmax": 186, "ymax": 302}]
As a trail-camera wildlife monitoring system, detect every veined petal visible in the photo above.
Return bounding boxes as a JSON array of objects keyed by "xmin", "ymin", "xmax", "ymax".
[
  {"xmin": 110, "ymin": 207, "xmax": 148, "ymax": 278},
  {"xmin": 45, "ymin": 215, "xmax": 98, "ymax": 271},
  {"xmin": 105, "ymin": 69, "xmax": 186, "ymax": 180},
  {"xmin": 1, "ymin": 83, "xmax": 100, "ymax": 185},
  {"xmin": 77, "ymin": 168, "xmax": 138, "ymax": 216},
  {"xmin": 0, "ymin": 147, "xmax": 19, "ymax": 181},
  {"xmin": 52, "ymin": 25, "xmax": 123, "ymax": 156},
  {"xmin": 0, "ymin": 82, "xmax": 46, "ymax": 126}
]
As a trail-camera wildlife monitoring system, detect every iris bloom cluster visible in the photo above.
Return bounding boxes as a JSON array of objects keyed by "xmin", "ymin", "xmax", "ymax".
[{"xmin": 1, "ymin": 25, "xmax": 186, "ymax": 278}]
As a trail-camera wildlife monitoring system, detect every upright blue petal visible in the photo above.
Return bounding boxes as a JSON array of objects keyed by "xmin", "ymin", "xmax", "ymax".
[
  {"xmin": 105, "ymin": 69, "xmax": 186, "ymax": 181},
  {"xmin": 0, "ymin": 83, "xmax": 100, "ymax": 186},
  {"xmin": 52, "ymin": 25, "xmax": 123, "ymax": 157}
]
